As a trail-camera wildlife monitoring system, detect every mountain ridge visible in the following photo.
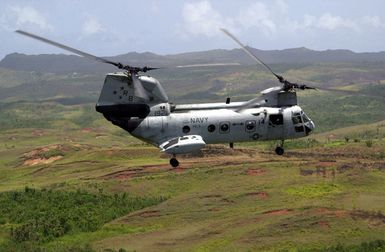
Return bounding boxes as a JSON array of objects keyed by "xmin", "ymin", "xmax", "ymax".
[{"xmin": 2, "ymin": 47, "xmax": 385, "ymax": 74}]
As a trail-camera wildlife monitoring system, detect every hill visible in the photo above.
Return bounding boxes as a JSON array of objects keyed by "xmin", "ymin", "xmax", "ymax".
[
  {"xmin": 0, "ymin": 121, "xmax": 385, "ymax": 251},
  {"xmin": 1, "ymin": 60, "xmax": 385, "ymax": 133},
  {"xmin": 0, "ymin": 47, "xmax": 385, "ymax": 251},
  {"xmin": 2, "ymin": 47, "xmax": 385, "ymax": 74}
]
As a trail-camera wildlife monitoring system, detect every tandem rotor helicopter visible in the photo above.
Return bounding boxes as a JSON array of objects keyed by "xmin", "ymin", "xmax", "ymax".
[{"xmin": 16, "ymin": 29, "xmax": 315, "ymax": 167}]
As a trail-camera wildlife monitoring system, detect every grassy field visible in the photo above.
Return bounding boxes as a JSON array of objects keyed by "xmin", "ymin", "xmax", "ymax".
[
  {"xmin": 0, "ymin": 122, "xmax": 385, "ymax": 251},
  {"xmin": 1, "ymin": 62, "xmax": 385, "ymax": 251}
]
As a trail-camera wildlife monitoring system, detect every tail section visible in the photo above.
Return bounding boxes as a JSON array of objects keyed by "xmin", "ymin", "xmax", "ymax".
[
  {"xmin": 95, "ymin": 72, "xmax": 169, "ymax": 133},
  {"xmin": 96, "ymin": 72, "xmax": 168, "ymax": 118},
  {"xmin": 96, "ymin": 73, "xmax": 150, "ymax": 118}
]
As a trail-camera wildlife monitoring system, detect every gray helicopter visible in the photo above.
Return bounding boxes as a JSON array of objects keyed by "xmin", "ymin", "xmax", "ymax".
[{"xmin": 16, "ymin": 29, "xmax": 315, "ymax": 167}]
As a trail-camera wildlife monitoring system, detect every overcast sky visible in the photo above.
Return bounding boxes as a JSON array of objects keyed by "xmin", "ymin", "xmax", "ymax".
[{"xmin": 1, "ymin": 0, "xmax": 385, "ymax": 60}]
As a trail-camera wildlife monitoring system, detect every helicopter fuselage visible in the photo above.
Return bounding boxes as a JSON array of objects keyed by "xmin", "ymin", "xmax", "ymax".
[
  {"xmin": 131, "ymin": 104, "xmax": 313, "ymax": 147},
  {"xmin": 96, "ymin": 72, "xmax": 315, "ymax": 156}
]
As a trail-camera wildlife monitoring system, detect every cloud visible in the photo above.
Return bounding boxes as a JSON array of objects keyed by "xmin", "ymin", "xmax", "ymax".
[
  {"xmin": 282, "ymin": 13, "xmax": 360, "ymax": 33},
  {"xmin": 0, "ymin": 5, "xmax": 53, "ymax": 31},
  {"xmin": 180, "ymin": 0, "xmax": 286, "ymax": 37},
  {"xmin": 82, "ymin": 16, "xmax": 105, "ymax": 36},
  {"xmin": 181, "ymin": 1, "xmax": 375, "ymax": 39},
  {"xmin": 275, "ymin": 0, "xmax": 289, "ymax": 15},
  {"xmin": 181, "ymin": 1, "xmax": 233, "ymax": 37},
  {"xmin": 237, "ymin": 2, "xmax": 276, "ymax": 35},
  {"xmin": 317, "ymin": 13, "xmax": 358, "ymax": 31},
  {"xmin": 362, "ymin": 15, "xmax": 385, "ymax": 28}
]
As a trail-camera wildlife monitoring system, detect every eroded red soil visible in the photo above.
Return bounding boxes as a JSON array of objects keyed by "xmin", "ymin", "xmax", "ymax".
[
  {"xmin": 263, "ymin": 209, "xmax": 293, "ymax": 216},
  {"xmin": 247, "ymin": 168, "xmax": 266, "ymax": 176}
]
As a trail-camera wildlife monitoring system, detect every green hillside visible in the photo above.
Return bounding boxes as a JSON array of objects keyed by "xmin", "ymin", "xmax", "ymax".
[
  {"xmin": 0, "ymin": 123, "xmax": 385, "ymax": 251},
  {"xmin": 0, "ymin": 52, "xmax": 385, "ymax": 251},
  {"xmin": 1, "ymin": 60, "xmax": 385, "ymax": 133}
]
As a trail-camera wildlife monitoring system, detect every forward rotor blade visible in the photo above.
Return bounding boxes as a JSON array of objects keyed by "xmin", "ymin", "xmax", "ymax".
[
  {"xmin": 15, "ymin": 30, "xmax": 121, "ymax": 68},
  {"xmin": 220, "ymin": 28, "xmax": 317, "ymax": 91},
  {"xmin": 220, "ymin": 28, "xmax": 280, "ymax": 79}
]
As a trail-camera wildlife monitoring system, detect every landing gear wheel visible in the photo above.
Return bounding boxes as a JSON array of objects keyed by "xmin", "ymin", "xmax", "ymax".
[
  {"xmin": 170, "ymin": 157, "xmax": 179, "ymax": 167},
  {"xmin": 275, "ymin": 146, "xmax": 284, "ymax": 155}
]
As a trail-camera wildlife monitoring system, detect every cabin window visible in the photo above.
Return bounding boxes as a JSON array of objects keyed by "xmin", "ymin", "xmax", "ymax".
[
  {"xmin": 269, "ymin": 114, "xmax": 283, "ymax": 126},
  {"xmin": 219, "ymin": 122, "xmax": 230, "ymax": 133},
  {"xmin": 182, "ymin": 125, "xmax": 190, "ymax": 134},
  {"xmin": 207, "ymin": 124, "xmax": 216, "ymax": 132},
  {"xmin": 245, "ymin": 120, "xmax": 256, "ymax": 132}
]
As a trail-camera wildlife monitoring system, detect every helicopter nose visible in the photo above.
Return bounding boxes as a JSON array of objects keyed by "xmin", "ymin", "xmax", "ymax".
[{"xmin": 305, "ymin": 120, "xmax": 315, "ymax": 135}]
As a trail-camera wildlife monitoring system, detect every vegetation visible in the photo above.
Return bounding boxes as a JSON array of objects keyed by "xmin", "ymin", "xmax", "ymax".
[
  {"xmin": 286, "ymin": 182, "xmax": 342, "ymax": 198},
  {"xmin": 0, "ymin": 187, "xmax": 165, "ymax": 251},
  {"xmin": 0, "ymin": 58, "xmax": 385, "ymax": 251},
  {"xmin": 300, "ymin": 240, "xmax": 385, "ymax": 252}
]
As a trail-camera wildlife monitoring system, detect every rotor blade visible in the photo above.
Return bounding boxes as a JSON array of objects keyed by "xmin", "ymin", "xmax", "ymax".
[
  {"xmin": 15, "ymin": 30, "xmax": 122, "ymax": 68},
  {"xmin": 142, "ymin": 66, "xmax": 161, "ymax": 72},
  {"xmin": 220, "ymin": 28, "xmax": 280, "ymax": 79},
  {"xmin": 220, "ymin": 28, "xmax": 318, "ymax": 91}
]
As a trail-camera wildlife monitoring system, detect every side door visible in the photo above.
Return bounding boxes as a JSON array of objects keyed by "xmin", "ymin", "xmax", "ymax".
[{"xmin": 268, "ymin": 113, "xmax": 284, "ymax": 139}]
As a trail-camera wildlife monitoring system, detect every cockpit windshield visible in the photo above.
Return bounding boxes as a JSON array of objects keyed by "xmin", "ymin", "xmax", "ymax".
[
  {"xmin": 301, "ymin": 111, "xmax": 311, "ymax": 123},
  {"xmin": 291, "ymin": 110, "xmax": 314, "ymax": 135}
]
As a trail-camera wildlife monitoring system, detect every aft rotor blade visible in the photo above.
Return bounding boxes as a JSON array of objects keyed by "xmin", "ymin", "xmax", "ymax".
[
  {"xmin": 15, "ymin": 30, "xmax": 121, "ymax": 68},
  {"xmin": 220, "ymin": 28, "xmax": 280, "ymax": 79}
]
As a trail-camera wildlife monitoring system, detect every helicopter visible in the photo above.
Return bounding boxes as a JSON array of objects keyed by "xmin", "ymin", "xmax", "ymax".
[{"xmin": 16, "ymin": 29, "xmax": 315, "ymax": 167}]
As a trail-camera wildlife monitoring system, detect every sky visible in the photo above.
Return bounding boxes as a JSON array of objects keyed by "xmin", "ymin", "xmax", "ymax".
[{"xmin": 1, "ymin": 0, "xmax": 385, "ymax": 60}]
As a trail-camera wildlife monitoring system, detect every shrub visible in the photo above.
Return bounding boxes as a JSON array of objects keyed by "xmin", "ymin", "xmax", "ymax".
[
  {"xmin": 365, "ymin": 139, "xmax": 373, "ymax": 148},
  {"xmin": 0, "ymin": 189, "xmax": 167, "ymax": 243}
]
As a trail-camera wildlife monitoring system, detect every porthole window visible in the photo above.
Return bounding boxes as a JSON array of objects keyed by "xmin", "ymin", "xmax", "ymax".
[
  {"xmin": 219, "ymin": 122, "xmax": 230, "ymax": 133},
  {"xmin": 207, "ymin": 124, "xmax": 216, "ymax": 132},
  {"xmin": 245, "ymin": 120, "xmax": 256, "ymax": 132},
  {"xmin": 182, "ymin": 125, "xmax": 190, "ymax": 134}
]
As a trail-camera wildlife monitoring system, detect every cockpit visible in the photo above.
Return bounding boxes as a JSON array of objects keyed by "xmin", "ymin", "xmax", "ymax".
[{"xmin": 291, "ymin": 111, "xmax": 314, "ymax": 136}]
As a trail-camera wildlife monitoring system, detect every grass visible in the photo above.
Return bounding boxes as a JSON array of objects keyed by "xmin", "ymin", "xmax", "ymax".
[
  {"xmin": 0, "ymin": 124, "xmax": 384, "ymax": 251},
  {"xmin": 286, "ymin": 182, "xmax": 343, "ymax": 198},
  {"xmin": 0, "ymin": 187, "xmax": 165, "ymax": 251},
  {"xmin": 1, "ymin": 62, "xmax": 385, "ymax": 251}
]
